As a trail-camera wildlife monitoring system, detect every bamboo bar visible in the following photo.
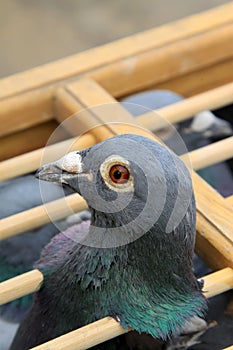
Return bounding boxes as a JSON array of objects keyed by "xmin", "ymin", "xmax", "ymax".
[
  {"xmin": 137, "ymin": 82, "xmax": 233, "ymax": 130},
  {"xmin": 31, "ymin": 317, "xmax": 127, "ymax": 350},
  {"xmin": 186, "ymin": 136, "xmax": 233, "ymax": 171},
  {"xmin": 26, "ymin": 268, "xmax": 233, "ymax": 350},
  {"xmin": 0, "ymin": 194, "xmax": 87, "ymax": 241},
  {"xmin": 0, "ymin": 270, "xmax": 43, "ymax": 305}
]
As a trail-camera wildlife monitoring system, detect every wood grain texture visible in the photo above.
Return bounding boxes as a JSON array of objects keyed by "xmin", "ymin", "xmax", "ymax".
[
  {"xmin": 0, "ymin": 88, "xmax": 53, "ymax": 138},
  {"xmin": 150, "ymin": 58, "xmax": 233, "ymax": 98},
  {"xmin": 0, "ymin": 120, "xmax": 69, "ymax": 161},
  {"xmin": 0, "ymin": 270, "xmax": 43, "ymax": 305},
  {"xmin": 90, "ymin": 24, "xmax": 233, "ymax": 98}
]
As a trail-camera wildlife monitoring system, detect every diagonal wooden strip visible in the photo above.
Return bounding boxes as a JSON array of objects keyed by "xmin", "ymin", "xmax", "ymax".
[
  {"xmin": 0, "ymin": 3, "xmax": 233, "ymax": 100},
  {"xmin": 90, "ymin": 24, "xmax": 233, "ymax": 98},
  {"xmin": 149, "ymin": 58, "xmax": 233, "ymax": 98}
]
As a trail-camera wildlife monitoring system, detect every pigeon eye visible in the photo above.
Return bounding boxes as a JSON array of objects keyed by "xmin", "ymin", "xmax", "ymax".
[{"xmin": 109, "ymin": 165, "xmax": 130, "ymax": 184}]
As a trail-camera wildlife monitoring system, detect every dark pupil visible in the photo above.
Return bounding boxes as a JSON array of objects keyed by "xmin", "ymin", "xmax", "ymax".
[{"xmin": 113, "ymin": 170, "xmax": 122, "ymax": 179}]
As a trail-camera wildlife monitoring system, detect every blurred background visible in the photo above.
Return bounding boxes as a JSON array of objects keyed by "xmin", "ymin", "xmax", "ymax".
[{"xmin": 0, "ymin": 0, "xmax": 231, "ymax": 78}]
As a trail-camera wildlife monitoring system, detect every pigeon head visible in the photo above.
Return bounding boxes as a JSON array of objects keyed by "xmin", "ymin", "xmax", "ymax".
[
  {"xmin": 37, "ymin": 134, "xmax": 194, "ymax": 248},
  {"xmin": 35, "ymin": 134, "xmax": 206, "ymax": 340}
]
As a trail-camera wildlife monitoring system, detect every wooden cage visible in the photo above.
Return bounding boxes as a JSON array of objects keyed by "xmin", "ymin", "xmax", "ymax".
[{"xmin": 0, "ymin": 2, "xmax": 233, "ymax": 349}]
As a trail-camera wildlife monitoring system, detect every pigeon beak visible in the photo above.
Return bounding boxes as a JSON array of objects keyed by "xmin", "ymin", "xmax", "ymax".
[{"xmin": 35, "ymin": 152, "xmax": 86, "ymax": 185}]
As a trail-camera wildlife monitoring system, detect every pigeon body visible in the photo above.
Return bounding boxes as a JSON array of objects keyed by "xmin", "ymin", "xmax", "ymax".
[{"xmin": 10, "ymin": 134, "xmax": 206, "ymax": 350}]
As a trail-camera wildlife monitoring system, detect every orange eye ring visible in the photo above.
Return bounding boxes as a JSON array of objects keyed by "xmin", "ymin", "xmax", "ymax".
[{"xmin": 109, "ymin": 164, "xmax": 130, "ymax": 184}]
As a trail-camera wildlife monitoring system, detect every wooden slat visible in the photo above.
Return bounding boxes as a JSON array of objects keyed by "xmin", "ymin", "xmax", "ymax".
[
  {"xmin": 137, "ymin": 82, "xmax": 233, "ymax": 130},
  {"xmin": 0, "ymin": 133, "xmax": 96, "ymax": 181},
  {"xmin": 0, "ymin": 89, "xmax": 53, "ymax": 138},
  {"xmin": 90, "ymin": 24, "xmax": 233, "ymax": 98},
  {"xmin": 0, "ymin": 270, "xmax": 43, "ymax": 305},
  {"xmin": 0, "ymin": 3, "xmax": 232, "ymax": 101},
  {"xmin": 227, "ymin": 196, "xmax": 233, "ymax": 206},
  {"xmin": 194, "ymin": 173, "xmax": 233, "ymax": 270},
  {"xmin": 0, "ymin": 194, "xmax": 87, "ymax": 241},
  {"xmin": 188, "ymin": 137, "xmax": 233, "ymax": 171},
  {"xmin": 30, "ymin": 317, "xmax": 127, "ymax": 350},
  {"xmin": 0, "ymin": 120, "xmax": 68, "ymax": 161},
  {"xmin": 152, "ymin": 59, "xmax": 233, "ymax": 98}
]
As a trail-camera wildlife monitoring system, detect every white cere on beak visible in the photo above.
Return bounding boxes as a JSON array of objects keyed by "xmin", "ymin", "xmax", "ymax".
[{"xmin": 56, "ymin": 152, "xmax": 83, "ymax": 173}]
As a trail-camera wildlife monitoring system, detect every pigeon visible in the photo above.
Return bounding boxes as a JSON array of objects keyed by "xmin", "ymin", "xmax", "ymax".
[
  {"xmin": 10, "ymin": 134, "xmax": 206, "ymax": 350},
  {"xmin": 0, "ymin": 175, "xmax": 90, "ymax": 323}
]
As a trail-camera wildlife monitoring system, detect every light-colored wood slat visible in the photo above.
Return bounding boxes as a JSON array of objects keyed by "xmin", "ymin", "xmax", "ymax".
[
  {"xmin": 0, "ymin": 133, "xmax": 96, "ymax": 181},
  {"xmin": 0, "ymin": 270, "xmax": 43, "ymax": 306},
  {"xmin": 193, "ymin": 172, "xmax": 233, "ymax": 270},
  {"xmin": 223, "ymin": 347, "xmax": 233, "ymax": 350},
  {"xmin": 25, "ymin": 268, "xmax": 232, "ymax": 349},
  {"xmin": 188, "ymin": 137, "xmax": 233, "ymax": 171},
  {"xmin": 90, "ymin": 24, "xmax": 233, "ymax": 98},
  {"xmin": 0, "ymin": 120, "xmax": 68, "ymax": 162},
  {"xmin": 152, "ymin": 58, "xmax": 233, "ymax": 98},
  {"xmin": 137, "ymin": 82, "xmax": 233, "ymax": 130},
  {"xmin": 0, "ymin": 194, "xmax": 87, "ymax": 241},
  {"xmin": 0, "ymin": 3, "xmax": 232, "ymax": 101},
  {"xmin": 30, "ymin": 317, "xmax": 127, "ymax": 350},
  {"xmin": 226, "ymin": 195, "xmax": 233, "ymax": 206},
  {"xmin": 0, "ymin": 89, "xmax": 53, "ymax": 138}
]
